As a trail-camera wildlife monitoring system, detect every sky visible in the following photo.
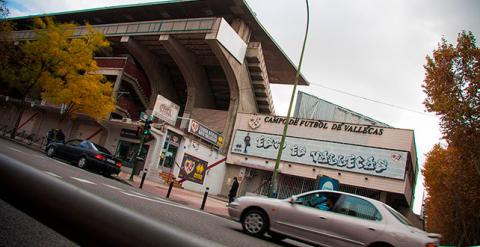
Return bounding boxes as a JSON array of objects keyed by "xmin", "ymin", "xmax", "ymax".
[{"xmin": 6, "ymin": 0, "xmax": 480, "ymax": 214}]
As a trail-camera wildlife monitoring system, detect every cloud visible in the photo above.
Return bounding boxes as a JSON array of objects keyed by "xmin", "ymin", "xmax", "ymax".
[{"xmin": 7, "ymin": 0, "xmax": 163, "ymax": 17}]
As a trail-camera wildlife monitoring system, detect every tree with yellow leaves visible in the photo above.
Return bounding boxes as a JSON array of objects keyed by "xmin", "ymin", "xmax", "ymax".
[
  {"xmin": 422, "ymin": 31, "xmax": 480, "ymax": 246},
  {"xmin": 1, "ymin": 17, "xmax": 115, "ymax": 137}
]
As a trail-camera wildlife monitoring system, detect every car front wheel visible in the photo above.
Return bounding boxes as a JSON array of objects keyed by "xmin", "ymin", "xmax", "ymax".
[
  {"xmin": 242, "ymin": 209, "xmax": 269, "ymax": 237},
  {"xmin": 77, "ymin": 157, "xmax": 88, "ymax": 169},
  {"xmin": 46, "ymin": 147, "xmax": 55, "ymax": 157}
]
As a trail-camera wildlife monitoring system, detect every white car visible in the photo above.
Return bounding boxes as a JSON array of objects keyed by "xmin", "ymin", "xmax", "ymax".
[{"xmin": 228, "ymin": 190, "xmax": 440, "ymax": 247}]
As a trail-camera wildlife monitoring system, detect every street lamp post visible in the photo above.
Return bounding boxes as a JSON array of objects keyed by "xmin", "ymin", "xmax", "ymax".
[{"xmin": 270, "ymin": 0, "xmax": 310, "ymax": 198}]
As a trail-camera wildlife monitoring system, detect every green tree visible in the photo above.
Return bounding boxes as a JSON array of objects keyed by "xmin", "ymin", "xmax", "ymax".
[
  {"xmin": 0, "ymin": 0, "xmax": 15, "ymax": 74},
  {"xmin": 0, "ymin": 0, "xmax": 8, "ymax": 18},
  {"xmin": 422, "ymin": 31, "xmax": 480, "ymax": 245},
  {"xmin": 0, "ymin": 17, "xmax": 114, "ymax": 137}
]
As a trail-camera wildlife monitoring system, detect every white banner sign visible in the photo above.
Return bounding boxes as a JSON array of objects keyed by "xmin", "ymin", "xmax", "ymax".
[
  {"xmin": 231, "ymin": 130, "xmax": 408, "ymax": 180},
  {"xmin": 152, "ymin": 94, "xmax": 180, "ymax": 126}
]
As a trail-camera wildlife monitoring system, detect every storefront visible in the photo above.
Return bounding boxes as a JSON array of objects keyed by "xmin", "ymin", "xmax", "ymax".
[
  {"xmin": 158, "ymin": 130, "xmax": 182, "ymax": 172},
  {"xmin": 168, "ymin": 119, "xmax": 226, "ymax": 195}
]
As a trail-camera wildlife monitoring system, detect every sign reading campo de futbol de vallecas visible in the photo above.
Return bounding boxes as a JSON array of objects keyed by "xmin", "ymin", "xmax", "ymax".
[
  {"xmin": 152, "ymin": 94, "xmax": 180, "ymax": 126},
  {"xmin": 188, "ymin": 119, "xmax": 224, "ymax": 148},
  {"xmin": 248, "ymin": 115, "xmax": 385, "ymax": 136},
  {"xmin": 232, "ymin": 127, "xmax": 408, "ymax": 180}
]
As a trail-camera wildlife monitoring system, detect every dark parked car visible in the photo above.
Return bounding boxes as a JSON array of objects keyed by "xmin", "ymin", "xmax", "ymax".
[{"xmin": 46, "ymin": 139, "xmax": 122, "ymax": 176}]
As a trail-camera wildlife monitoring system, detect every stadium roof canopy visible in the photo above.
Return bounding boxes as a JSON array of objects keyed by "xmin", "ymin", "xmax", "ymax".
[{"xmin": 11, "ymin": 0, "xmax": 308, "ymax": 86}]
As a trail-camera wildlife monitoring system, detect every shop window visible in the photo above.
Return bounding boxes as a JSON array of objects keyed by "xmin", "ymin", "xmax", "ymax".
[
  {"xmin": 114, "ymin": 140, "xmax": 149, "ymax": 168},
  {"xmin": 159, "ymin": 131, "xmax": 182, "ymax": 169}
]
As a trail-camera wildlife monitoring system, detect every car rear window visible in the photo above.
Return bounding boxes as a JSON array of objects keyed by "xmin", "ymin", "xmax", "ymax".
[
  {"xmin": 92, "ymin": 143, "xmax": 111, "ymax": 155},
  {"xmin": 335, "ymin": 195, "xmax": 382, "ymax": 221},
  {"xmin": 384, "ymin": 205, "xmax": 414, "ymax": 226}
]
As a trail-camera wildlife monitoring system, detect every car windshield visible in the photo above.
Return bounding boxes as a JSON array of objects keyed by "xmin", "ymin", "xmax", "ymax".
[
  {"xmin": 384, "ymin": 204, "xmax": 414, "ymax": 226},
  {"xmin": 91, "ymin": 143, "xmax": 111, "ymax": 155}
]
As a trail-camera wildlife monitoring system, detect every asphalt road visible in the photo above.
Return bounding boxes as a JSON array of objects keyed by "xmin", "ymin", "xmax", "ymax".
[{"xmin": 0, "ymin": 138, "xmax": 312, "ymax": 247}]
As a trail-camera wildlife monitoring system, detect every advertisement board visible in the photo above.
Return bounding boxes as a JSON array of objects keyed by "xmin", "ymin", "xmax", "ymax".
[
  {"xmin": 188, "ymin": 119, "xmax": 224, "ymax": 148},
  {"xmin": 230, "ymin": 130, "xmax": 408, "ymax": 180},
  {"xmin": 152, "ymin": 94, "xmax": 180, "ymax": 126},
  {"xmin": 178, "ymin": 154, "xmax": 208, "ymax": 184}
]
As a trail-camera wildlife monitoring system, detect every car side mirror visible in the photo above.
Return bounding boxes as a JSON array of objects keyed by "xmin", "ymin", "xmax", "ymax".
[{"xmin": 288, "ymin": 196, "xmax": 297, "ymax": 204}]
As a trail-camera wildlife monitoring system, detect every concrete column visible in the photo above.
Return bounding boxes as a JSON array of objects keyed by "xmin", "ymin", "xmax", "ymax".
[
  {"xmin": 111, "ymin": 72, "xmax": 123, "ymax": 100},
  {"xmin": 380, "ymin": 191, "xmax": 388, "ymax": 203},
  {"xmin": 121, "ymin": 36, "xmax": 178, "ymax": 107},
  {"xmin": 159, "ymin": 34, "xmax": 215, "ymax": 114},
  {"xmin": 205, "ymin": 20, "xmax": 257, "ymax": 153},
  {"xmin": 231, "ymin": 19, "xmax": 251, "ymax": 43}
]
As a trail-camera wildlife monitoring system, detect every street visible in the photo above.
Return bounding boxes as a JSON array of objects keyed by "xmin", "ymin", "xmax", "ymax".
[{"xmin": 0, "ymin": 138, "xmax": 311, "ymax": 247}]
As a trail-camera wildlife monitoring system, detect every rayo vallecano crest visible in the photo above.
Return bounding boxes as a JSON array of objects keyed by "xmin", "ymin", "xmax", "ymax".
[{"xmin": 248, "ymin": 114, "xmax": 262, "ymax": 129}]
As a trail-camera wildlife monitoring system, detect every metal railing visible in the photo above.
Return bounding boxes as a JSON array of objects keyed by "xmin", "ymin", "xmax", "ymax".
[
  {"xmin": 0, "ymin": 154, "xmax": 222, "ymax": 247},
  {"xmin": 251, "ymin": 174, "xmax": 317, "ymax": 199},
  {"xmin": 13, "ymin": 17, "xmax": 218, "ymax": 41}
]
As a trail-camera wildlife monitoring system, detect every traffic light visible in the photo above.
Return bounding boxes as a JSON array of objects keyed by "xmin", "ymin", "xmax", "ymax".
[{"xmin": 143, "ymin": 119, "xmax": 154, "ymax": 143}]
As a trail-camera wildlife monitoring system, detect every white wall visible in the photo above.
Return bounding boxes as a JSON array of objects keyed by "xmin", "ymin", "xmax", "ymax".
[{"xmin": 172, "ymin": 136, "xmax": 226, "ymax": 195}]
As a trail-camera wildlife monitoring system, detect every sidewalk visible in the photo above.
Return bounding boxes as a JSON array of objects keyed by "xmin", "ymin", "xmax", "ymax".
[{"xmin": 116, "ymin": 172, "xmax": 230, "ymax": 219}]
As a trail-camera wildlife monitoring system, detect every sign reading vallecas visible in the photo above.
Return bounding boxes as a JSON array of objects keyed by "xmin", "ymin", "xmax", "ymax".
[
  {"xmin": 231, "ymin": 130, "xmax": 408, "ymax": 180},
  {"xmin": 188, "ymin": 119, "xmax": 224, "ymax": 148},
  {"xmin": 152, "ymin": 94, "xmax": 180, "ymax": 126}
]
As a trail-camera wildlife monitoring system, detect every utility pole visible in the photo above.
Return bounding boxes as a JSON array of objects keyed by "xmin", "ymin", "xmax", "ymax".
[
  {"xmin": 129, "ymin": 116, "xmax": 152, "ymax": 181},
  {"xmin": 270, "ymin": 0, "xmax": 310, "ymax": 198}
]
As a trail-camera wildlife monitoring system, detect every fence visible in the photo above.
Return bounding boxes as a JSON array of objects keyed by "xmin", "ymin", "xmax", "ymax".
[
  {"xmin": 250, "ymin": 173, "xmax": 317, "ymax": 199},
  {"xmin": 250, "ymin": 172, "xmax": 381, "ymax": 200}
]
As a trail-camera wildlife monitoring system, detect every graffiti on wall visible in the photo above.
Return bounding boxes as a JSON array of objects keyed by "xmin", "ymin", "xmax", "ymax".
[{"xmin": 231, "ymin": 130, "xmax": 407, "ymax": 180}]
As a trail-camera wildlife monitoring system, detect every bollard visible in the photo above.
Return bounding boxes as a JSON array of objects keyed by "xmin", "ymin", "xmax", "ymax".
[
  {"xmin": 166, "ymin": 181, "xmax": 174, "ymax": 198},
  {"xmin": 139, "ymin": 169, "xmax": 148, "ymax": 189},
  {"xmin": 200, "ymin": 187, "xmax": 209, "ymax": 211}
]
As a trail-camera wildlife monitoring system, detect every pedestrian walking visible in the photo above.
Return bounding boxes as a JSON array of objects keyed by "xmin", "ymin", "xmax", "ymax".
[{"xmin": 228, "ymin": 177, "xmax": 239, "ymax": 203}]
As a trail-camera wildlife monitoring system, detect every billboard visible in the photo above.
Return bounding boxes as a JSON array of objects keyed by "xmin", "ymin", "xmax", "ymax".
[
  {"xmin": 152, "ymin": 94, "xmax": 180, "ymax": 126},
  {"xmin": 230, "ymin": 130, "xmax": 408, "ymax": 180},
  {"xmin": 178, "ymin": 154, "xmax": 208, "ymax": 184}
]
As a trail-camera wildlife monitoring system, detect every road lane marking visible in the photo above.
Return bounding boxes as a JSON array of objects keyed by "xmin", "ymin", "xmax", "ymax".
[
  {"xmin": 52, "ymin": 159, "xmax": 69, "ymax": 166},
  {"xmin": 120, "ymin": 192, "xmax": 211, "ymax": 216},
  {"xmin": 129, "ymin": 191, "xmax": 147, "ymax": 197},
  {"xmin": 102, "ymin": 183, "xmax": 124, "ymax": 191},
  {"xmin": 121, "ymin": 191, "xmax": 174, "ymax": 204},
  {"xmin": 71, "ymin": 177, "xmax": 97, "ymax": 185},
  {"xmin": 44, "ymin": 171, "xmax": 63, "ymax": 178},
  {"xmin": 8, "ymin": 147, "xmax": 23, "ymax": 153},
  {"xmin": 35, "ymin": 154, "xmax": 47, "ymax": 159}
]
